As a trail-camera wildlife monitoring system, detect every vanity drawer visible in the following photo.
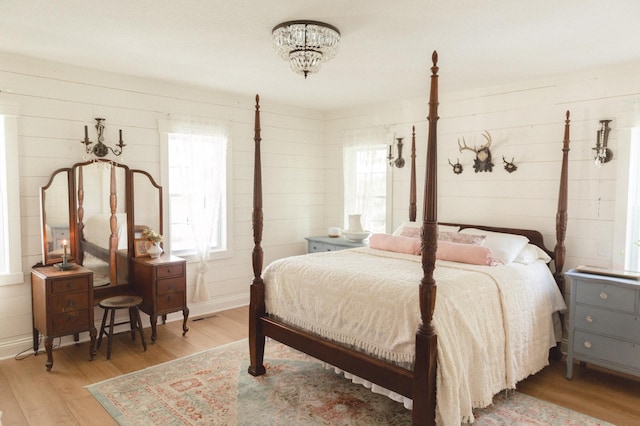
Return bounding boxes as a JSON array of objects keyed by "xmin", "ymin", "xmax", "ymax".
[
  {"xmin": 575, "ymin": 280, "xmax": 637, "ymax": 313},
  {"xmin": 52, "ymin": 308, "xmax": 91, "ymax": 333},
  {"xmin": 156, "ymin": 263, "xmax": 184, "ymax": 279},
  {"xmin": 574, "ymin": 304, "xmax": 640, "ymax": 342},
  {"xmin": 51, "ymin": 277, "xmax": 90, "ymax": 294},
  {"xmin": 573, "ymin": 330, "xmax": 640, "ymax": 370},
  {"xmin": 157, "ymin": 277, "xmax": 185, "ymax": 295},
  {"xmin": 52, "ymin": 292, "xmax": 90, "ymax": 313},
  {"xmin": 157, "ymin": 291, "xmax": 185, "ymax": 312}
]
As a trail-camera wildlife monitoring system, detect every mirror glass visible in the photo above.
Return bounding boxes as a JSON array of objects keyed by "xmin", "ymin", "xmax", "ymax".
[
  {"xmin": 75, "ymin": 162, "xmax": 128, "ymax": 287},
  {"xmin": 132, "ymin": 170, "xmax": 162, "ymax": 248},
  {"xmin": 41, "ymin": 169, "xmax": 73, "ymax": 265}
]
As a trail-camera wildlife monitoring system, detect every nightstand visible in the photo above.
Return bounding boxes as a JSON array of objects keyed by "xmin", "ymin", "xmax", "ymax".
[
  {"xmin": 565, "ymin": 269, "xmax": 640, "ymax": 380},
  {"xmin": 305, "ymin": 236, "xmax": 367, "ymax": 253},
  {"xmin": 31, "ymin": 265, "xmax": 96, "ymax": 371}
]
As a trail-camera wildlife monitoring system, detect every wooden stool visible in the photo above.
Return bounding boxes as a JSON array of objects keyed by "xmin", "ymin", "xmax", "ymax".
[{"xmin": 97, "ymin": 295, "xmax": 147, "ymax": 360}]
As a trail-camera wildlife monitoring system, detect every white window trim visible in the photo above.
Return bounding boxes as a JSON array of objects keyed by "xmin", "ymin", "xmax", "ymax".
[
  {"xmin": 0, "ymin": 105, "xmax": 23, "ymax": 286},
  {"xmin": 158, "ymin": 118, "xmax": 233, "ymax": 262}
]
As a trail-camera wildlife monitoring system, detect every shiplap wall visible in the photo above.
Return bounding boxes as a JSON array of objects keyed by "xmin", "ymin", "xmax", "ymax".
[
  {"xmin": 0, "ymin": 52, "xmax": 324, "ymax": 360},
  {"xmin": 324, "ymin": 60, "xmax": 640, "ymax": 278}
]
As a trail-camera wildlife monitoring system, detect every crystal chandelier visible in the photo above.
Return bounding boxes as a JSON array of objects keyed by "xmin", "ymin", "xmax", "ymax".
[{"xmin": 272, "ymin": 20, "xmax": 341, "ymax": 78}]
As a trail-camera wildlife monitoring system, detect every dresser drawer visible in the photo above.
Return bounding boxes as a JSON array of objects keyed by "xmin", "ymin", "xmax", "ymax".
[
  {"xmin": 52, "ymin": 292, "xmax": 90, "ymax": 313},
  {"xmin": 308, "ymin": 242, "xmax": 334, "ymax": 253},
  {"xmin": 51, "ymin": 277, "xmax": 90, "ymax": 294},
  {"xmin": 157, "ymin": 277, "xmax": 185, "ymax": 295},
  {"xmin": 52, "ymin": 308, "xmax": 91, "ymax": 333},
  {"xmin": 574, "ymin": 304, "xmax": 640, "ymax": 342},
  {"xmin": 573, "ymin": 330, "xmax": 640, "ymax": 369},
  {"xmin": 156, "ymin": 263, "xmax": 184, "ymax": 279},
  {"xmin": 156, "ymin": 292, "xmax": 185, "ymax": 312},
  {"xmin": 575, "ymin": 280, "xmax": 637, "ymax": 313}
]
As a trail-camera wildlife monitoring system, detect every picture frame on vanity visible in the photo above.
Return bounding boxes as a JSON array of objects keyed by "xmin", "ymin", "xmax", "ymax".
[{"xmin": 134, "ymin": 238, "xmax": 149, "ymax": 257}]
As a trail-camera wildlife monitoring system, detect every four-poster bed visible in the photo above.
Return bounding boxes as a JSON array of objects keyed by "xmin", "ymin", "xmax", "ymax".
[{"xmin": 248, "ymin": 51, "xmax": 571, "ymax": 425}]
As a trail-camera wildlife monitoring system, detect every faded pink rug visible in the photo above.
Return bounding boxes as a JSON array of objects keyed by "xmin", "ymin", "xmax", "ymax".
[{"xmin": 87, "ymin": 339, "xmax": 611, "ymax": 425}]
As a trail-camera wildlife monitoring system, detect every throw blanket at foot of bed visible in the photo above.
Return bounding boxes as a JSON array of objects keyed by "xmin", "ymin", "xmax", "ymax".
[{"xmin": 262, "ymin": 247, "xmax": 566, "ymax": 424}]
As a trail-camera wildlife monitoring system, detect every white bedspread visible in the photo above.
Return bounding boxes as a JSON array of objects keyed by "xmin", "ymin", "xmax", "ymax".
[{"xmin": 263, "ymin": 247, "xmax": 566, "ymax": 425}]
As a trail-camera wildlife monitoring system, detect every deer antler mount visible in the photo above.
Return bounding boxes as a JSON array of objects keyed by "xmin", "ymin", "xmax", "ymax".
[{"xmin": 458, "ymin": 131, "xmax": 494, "ymax": 173}]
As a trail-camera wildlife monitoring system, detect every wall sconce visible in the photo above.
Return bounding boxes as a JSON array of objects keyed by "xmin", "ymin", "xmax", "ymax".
[
  {"xmin": 593, "ymin": 119, "xmax": 612, "ymax": 167},
  {"xmin": 81, "ymin": 118, "xmax": 126, "ymax": 158},
  {"xmin": 387, "ymin": 137, "xmax": 405, "ymax": 168}
]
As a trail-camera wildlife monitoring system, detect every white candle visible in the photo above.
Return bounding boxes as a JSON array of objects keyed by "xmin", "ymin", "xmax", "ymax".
[{"xmin": 62, "ymin": 240, "xmax": 67, "ymax": 257}]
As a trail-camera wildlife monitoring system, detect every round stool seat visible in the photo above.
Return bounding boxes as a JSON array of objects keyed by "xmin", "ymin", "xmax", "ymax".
[{"xmin": 100, "ymin": 295, "xmax": 143, "ymax": 309}]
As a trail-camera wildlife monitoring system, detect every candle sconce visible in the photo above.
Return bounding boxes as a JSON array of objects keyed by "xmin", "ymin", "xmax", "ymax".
[
  {"xmin": 81, "ymin": 118, "xmax": 126, "ymax": 158},
  {"xmin": 593, "ymin": 119, "xmax": 612, "ymax": 167},
  {"xmin": 387, "ymin": 137, "xmax": 405, "ymax": 168}
]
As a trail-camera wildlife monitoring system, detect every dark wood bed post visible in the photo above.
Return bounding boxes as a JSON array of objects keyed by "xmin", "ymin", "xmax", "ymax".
[
  {"xmin": 553, "ymin": 111, "xmax": 570, "ymax": 293},
  {"xmin": 248, "ymin": 94, "xmax": 267, "ymax": 376},
  {"xmin": 409, "ymin": 125, "xmax": 417, "ymax": 222},
  {"xmin": 414, "ymin": 51, "xmax": 439, "ymax": 426},
  {"xmin": 108, "ymin": 164, "xmax": 118, "ymax": 285}
]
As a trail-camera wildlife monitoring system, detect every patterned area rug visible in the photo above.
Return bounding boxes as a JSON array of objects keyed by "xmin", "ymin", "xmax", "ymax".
[{"xmin": 87, "ymin": 339, "xmax": 611, "ymax": 425}]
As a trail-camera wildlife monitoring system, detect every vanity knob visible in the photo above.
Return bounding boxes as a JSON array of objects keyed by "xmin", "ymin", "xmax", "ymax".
[
  {"xmin": 585, "ymin": 315, "xmax": 594, "ymax": 323},
  {"xmin": 599, "ymin": 292, "xmax": 608, "ymax": 300},
  {"xmin": 583, "ymin": 341, "xmax": 592, "ymax": 349}
]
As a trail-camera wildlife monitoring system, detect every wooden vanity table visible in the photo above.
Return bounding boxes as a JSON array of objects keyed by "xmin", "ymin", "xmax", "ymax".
[
  {"xmin": 31, "ymin": 265, "xmax": 96, "ymax": 371},
  {"xmin": 35, "ymin": 159, "xmax": 189, "ymax": 368}
]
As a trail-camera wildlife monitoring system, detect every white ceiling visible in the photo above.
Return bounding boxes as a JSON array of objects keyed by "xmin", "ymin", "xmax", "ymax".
[{"xmin": 2, "ymin": 1, "xmax": 640, "ymax": 111}]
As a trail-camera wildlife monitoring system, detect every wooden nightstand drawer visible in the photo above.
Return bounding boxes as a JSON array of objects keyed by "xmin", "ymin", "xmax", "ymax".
[
  {"xmin": 573, "ymin": 330, "xmax": 640, "ymax": 369},
  {"xmin": 574, "ymin": 304, "xmax": 640, "ymax": 342},
  {"xmin": 156, "ymin": 263, "xmax": 184, "ymax": 279},
  {"xmin": 51, "ymin": 277, "xmax": 90, "ymax": 294},
  {"xmin": 575, "ymin": 281, "xmax": 637, "ymax": 313}
]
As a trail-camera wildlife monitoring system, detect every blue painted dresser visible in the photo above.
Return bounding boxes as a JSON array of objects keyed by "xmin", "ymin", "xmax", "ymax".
[{"xmin": 565, "ymin": 269, "xmax": 640, "ymax": 379}]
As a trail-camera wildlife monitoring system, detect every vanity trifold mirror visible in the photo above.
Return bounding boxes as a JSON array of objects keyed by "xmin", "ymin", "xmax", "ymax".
[{"xmin": 39, "ymin": 159, "xmax": 163, "ymax": 296}]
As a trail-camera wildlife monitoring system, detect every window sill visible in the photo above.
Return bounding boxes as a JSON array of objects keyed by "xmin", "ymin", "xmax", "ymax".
[
  {"xmin": 171, "ymin": 248, "xmax": 234, "ymax": 263},
  {"xmin": 0, "ymin": 272, "xmax": 25, "ymax": 286}
]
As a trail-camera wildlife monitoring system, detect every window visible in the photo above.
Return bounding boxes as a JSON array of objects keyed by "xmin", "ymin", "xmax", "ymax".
[
  {"xmin": 624, "ymin": 128, "xmax": 640, "ymax": 270},
  {"xmin": 0, "ymin": 108, "xmax": 23, "ymax": 286},
  {"xmin": 343, "ymin": 143, "xmax": 388, "ymax": 234},
  {"xmin": 167, "ymin": 131, "xmax": 228, "ymax": 256}
]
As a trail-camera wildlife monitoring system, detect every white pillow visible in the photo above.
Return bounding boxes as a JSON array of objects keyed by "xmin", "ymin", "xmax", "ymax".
[
  {"xmin": 459, "ymin": 228, "xmax": 529, "ymax": 265},
  {"xmin": 513, "ymin": 244, "xmax": 552, "ymax": 264},
  {"xmin": 392, "ymin": 221, "xmax": 460, "ymax": 237}
]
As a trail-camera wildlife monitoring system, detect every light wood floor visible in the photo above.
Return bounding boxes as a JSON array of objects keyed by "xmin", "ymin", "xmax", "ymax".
[{"xmin": 1, "ymin": 305, "xmax": 638, "ymax": 425}]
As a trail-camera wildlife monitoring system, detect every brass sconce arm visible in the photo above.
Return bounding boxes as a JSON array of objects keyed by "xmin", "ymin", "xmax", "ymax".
[
  {"xmin": 81, "ymin": 118, "xmax": 126, "ymax": 158},
  {"xmin": 388, "ymin": 137, "xmax": 405, "ymax": 168},
  {"xmin": 593, "ymin": 119, "xmax": 612, "ymax": 166}
]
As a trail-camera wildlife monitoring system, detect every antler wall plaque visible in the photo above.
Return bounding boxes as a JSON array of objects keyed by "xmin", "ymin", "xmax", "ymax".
[{"xmin": 458, "ymin": 131, "xmax": 494, "ymax": 173}]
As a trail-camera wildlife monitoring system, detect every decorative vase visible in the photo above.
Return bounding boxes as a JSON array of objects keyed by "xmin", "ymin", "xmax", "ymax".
[
  {"xmin": 348, "ymin": 214, "xmax": 364, "ymax": 233},
  {"xmin": 147, "ymin": 242, "xmax": 163, "ymax": 258}
]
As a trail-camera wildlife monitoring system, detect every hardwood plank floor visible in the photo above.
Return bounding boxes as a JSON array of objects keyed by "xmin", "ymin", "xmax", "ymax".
[{"xmin": 0, "ymin": 305, "xmax": 638, "ymax": 425}]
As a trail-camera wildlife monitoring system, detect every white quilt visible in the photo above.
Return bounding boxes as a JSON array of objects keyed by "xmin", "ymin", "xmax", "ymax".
[{"xmin": 263, "ymin": 247, "xmax": 566, "ymax": 425}]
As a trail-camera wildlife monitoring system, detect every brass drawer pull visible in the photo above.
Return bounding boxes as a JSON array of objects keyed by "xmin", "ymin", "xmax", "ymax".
[
  {"xmin": 599, "ymin": 292, "xmax": 608, "ymax": 300},
  {"xmin": 585, "ymin": 315, "xmax": 594, "ymax": 323},
  {"xmin": 583, "ymin": 341, "xmax": 592, "ymax": 349}
]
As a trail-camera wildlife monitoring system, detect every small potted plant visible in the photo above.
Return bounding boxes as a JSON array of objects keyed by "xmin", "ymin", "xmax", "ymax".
[{"xmin": 141, "ymin": 228, "xmax": 163, "ymax": 258}]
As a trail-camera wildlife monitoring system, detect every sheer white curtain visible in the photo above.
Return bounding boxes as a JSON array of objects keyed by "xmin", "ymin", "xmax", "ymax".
[
  {"xmin": 342, "ymin": 128, "xmax": 388, "ymax": 233},
  {"xmin": 167, "ymin": 118, "xmax": 227, "ymax": 303}
]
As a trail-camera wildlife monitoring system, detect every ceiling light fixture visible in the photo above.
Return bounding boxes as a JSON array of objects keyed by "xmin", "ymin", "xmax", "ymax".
[{"xmin": 272, "ymin": 20, "xmax": 340, "ymax": 79}]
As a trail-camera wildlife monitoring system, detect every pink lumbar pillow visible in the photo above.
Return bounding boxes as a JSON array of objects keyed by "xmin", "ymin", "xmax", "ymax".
[
  {"xmin": 369, "ymin": 233, "xmax": 421, "ymax": 255},
  {"xmin": 436, "ymin": 241, "xmax": 501, "ymax": 266}
]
